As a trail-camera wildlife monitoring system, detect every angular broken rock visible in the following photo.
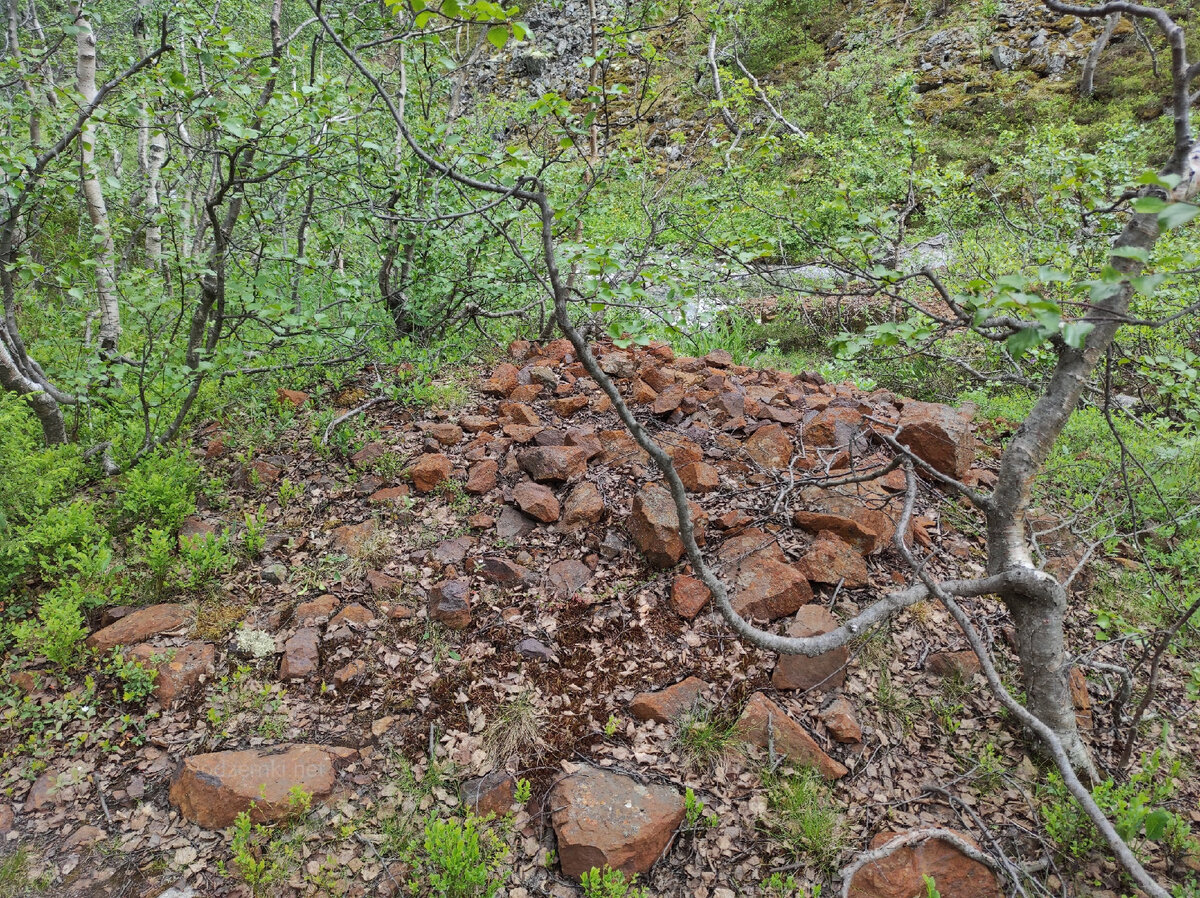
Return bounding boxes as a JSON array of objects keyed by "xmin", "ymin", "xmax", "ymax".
[
  {"xmin": 630, "ymin": 676, "xmax": 707, "ymax": 723},
  {"xmin": 735, "ymin": 693, "xmax": 847, "ymax": 780},
  {"xmin": 86, "ymin": 604, "xmax": 192, "ymax": 654},
  {"xmin": 627, "ymin": 482, "xmax": 704, "ymax": 569},
  {"xmin": 169, "ymin": 744, "xmax": 357, "ymax": 829},
  {"xmin": 730, "ymin": 556, "xmax": 812, "ymax": 622},
  {"xmin": 548, "ymin": 559, "xmax": 592, "ymax": 596},
  {"xmin": 409, "ymin": 453, "xmax": 452, "ymax": 492},
  {"xmin": 771, "ymin": 605, "xmax": 847, "ymax": 692},
  {"xmin": 670, "ymin": 574, "xmax": 711, "ymax": 620},
  {"xmin": 792, "ymin": 485, "xmax": 902, "ymax": 555},
  {"xmin": 798, "ymin": 531, "xmax": 869, "ymax": 588},
  {"xmin": 496, "ymin": 505, "xmax": 537, "ymax": 540},
  {"xmin": 281, "ymin": 628, "xmax": 319, "ymax": 680},
  {"xmin": 477, "ymin": 556, "xmax": 533, "ymax": 587},
  {"xmin": 517, "ymin": 445, "xmax": 587, "ymax": 482},
  {"xmin": 512, "ymin": 481, "xmax": 560, "ymax": 523},
  {"xmin": 803, "ymin": 406, "xmax": 864, "ymax": 449},
  {"xmin": 550, "ymin": 766, "xmax": 685, "ymax": 877},
  {"xmin": 426, "ymin": 423, "xmax": 463, "ymax": 446},
  {"xmin": 846, "ymin": 830, "xmax": 1002, "ymax": 898},
  {"xmin": 331, "ymin": 520, "xmax": 376, "ymax": 555},
  {"xmin": 743, "ymin": 423, "xmax": 793, "ymax": 472},
  {"xmin": 678, "ymin": 461, "xmax": 720, "ymax": 493},
  {"xmin": 332, "ymin": 658, "xmax": 367, "ymax": 688},
  {"xmin": 294, "ymin": 594, "xmax": 338, "ymax": 626},
  {"xmin": 483, "ymin": 363, "xmax": 519, "ymax": 397},
  {"xmin": 429, "ymin": 580, "xmax": 472, "ymax": 630},
  {"xmin": 562, "ymin": 481, "xmax": 605, "ymax": 529},
  {"xmin": 461, "ymin": 771, "xmax": 516, "ymax": 817},
  {"xmin": 517, "ymin": 637, "xmax": 554, "ymax": 661},
  {"xmin": 895, "ymin": 401, "xmax": 976, "ymax": 480},
  {"xmin": 820, "ymin": 696, "xmax": 863, "ymax": 744},
  {"xmin": 466, "ymin": 459, "xmax": 499, "ymax": 494},
  {"xmin": 128, "ymin": 641, "xmax": 215, "ymax": 704},
  {"xmin": 927, "ymin": 650, "xmax": 981, "ymax": 679}
]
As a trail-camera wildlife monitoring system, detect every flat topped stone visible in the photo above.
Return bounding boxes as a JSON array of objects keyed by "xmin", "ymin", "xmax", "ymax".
[
  {"xmin": 169, "ymin": 744, "xmax": 357, "ymax": 829},
  {"xmin": 550, "ymin": 766, "xmax": 685, "ymax": 877},
  {"xmin": 847, "ymin": 830, "xmax": 1002, "ymax": 898},
  {"xmin": 86, "ymin": 604, "xmax": 192, "ymax": 654}
]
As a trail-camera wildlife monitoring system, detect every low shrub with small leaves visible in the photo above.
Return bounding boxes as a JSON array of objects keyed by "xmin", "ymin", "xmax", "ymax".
[{"xmin": 580, "ymin": 866, "xmax": 649, "ymax": 898}]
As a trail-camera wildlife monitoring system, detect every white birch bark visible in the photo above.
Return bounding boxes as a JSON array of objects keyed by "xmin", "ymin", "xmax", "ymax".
[{"xmin": 74, "ymin": 2, "xmax": 121, "ymax": 351}]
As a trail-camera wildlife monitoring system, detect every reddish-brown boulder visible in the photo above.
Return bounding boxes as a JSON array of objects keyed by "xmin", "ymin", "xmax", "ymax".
[
  {"xmin": 294, "ymin": 594, "xmax": 339, "ymax": 625},
  {"xmin": 820, "ymin": 696, "xmax": 863, "ymax": 743},
  {"xmin": 771, "ymin": 605, "xmax": 848, "ymax": 691},
  {"xmin": 705, "ymin": 349, "xmax": 734, "ymax": 368},
  {"xmin": 551, "ymin": 767, "xmax": 685, "ymax": 877},
  {"xmin": 548, "ymin": 559, "xmax": 593, "ymax": 596},
  {"xmin": 281, "ymin": 628, "xmax": 319, "ymax": 679},
  {"xmin": 896, "ymin": 401, "xmax": 976, "ymax": 480},
  {"xmin": 477, "ymin": 557, "xmax": 533, "ymax": 587},
  {"xmin": 461, "ymin": 771, "xmax": 516, "ymax": 817},
  {"xmin": 87, "ymin": 604, "xmax": 192, "ymax": 653},
  {"xmin": 678, "ymin": 461, "xmax": 720, "ymax": 493},
  {"xmin": 639, "ymin": 364, "xmax": 676, "ymax": 393},
  {"xmin": 735, "ymin": 693, "xmax": 847, "ymax": 780},
  {"xmin": 731, "ymin": 558, "xmax": 812, "ymax": 621},
  {"xmin": 331, "ymin": 520, "xmax": 375, "ymax": 555},
  {"xmin": 652, "ymin": 385, "xmax": 686, "ymax": 415},
  {"xmin": 461, "ymin": 415, "xmax": 500, "ymax": 433},
  {"xmin": 927, "ymin": 650, "xmax": 981, "ymax": 679},
  {"xmin": 329, "ymin": 603, "xmax": 374, "ymax": 629},
  {"xmin": 350, "ymin": 443, "xmax": 386, "ymax": 469},
  {"xmin": 276, "ymin": 388, "xmax": 309, "ymax": 408},
  {"xmin": 630, "ymin": 676, "xmax": 707, "ymax": 723},
  {"xmin": 549, "ymin": 396, "xmax": 589, "ymax": 417},
  {"xmin": 798, "ymin": 531, "xmax": 870, "ymax": 588},
  {"xmin": 429, "ymin": 580, "xmax": 472, "ymax": 629},
  {"xmin": 332, "ymin": 658, "xmax": 367, "ymax": 688},
  {"xmin": 250, "ymin": 459, "xmax": 281, "ymax": 485},
  {"xmin": 791, "ymin": 485, "xmax": 901, "ymax": 555},
  {"xmin": 847, "ymin": 830, "xmax": 1002, "ymax": 898},
  {"xmin": 670, "ymin": 575, "xmax": 711, "ymax": 619},
  {"xmin": 369, "ymin": 485, "xmax": 410, "ymax": 505},
  {"xmin": 512, "ymin": 481, "xmax": 560, "ymax": 523},
  {"xmin": 409, "ymin": 453, "xmax": 452, "ymax": 492},
  {"xmin": 508, "ymin": 384, "xmax": 543, "ymax": 403},
  {"xmin": 518, "ymin": 446, "xmax": 587, "ymax": 482},
  {"xmin": 483, "ymin": 363, "xmax": 519, "ymax": 396},
  {"xmin": 628, "ymin": 483, "xmax": 688, "ymax": 569},
  {"xmin": 744, "ymin": 423, "xmax": 793, "ymax": 471},
  {"xmin": 426, "ymin": 423, "xmax": 464, "ymax": 446},
  {"xmin": 170, "ymin": 744, "xmax": 357, "ymax": 829},
  {"xmin": 565, "ymin": 427, "xmax": 604, "ymax": 460},
  {"xmin": 466, "ymin": 459, "xmax": 499, "ymax": 494},
  {"xmin": 562, "ymin": 482, "xmax": 605, "ymax": 529},
  {"xmin": 803, "ymin": 406, "xmax": 864, "ymax": 448},
  {"xmin": 499, "ymin": 401, "xmax": 541, "ymax": 426},
  {"xmin": 630, "ymin": 379, "xmax": 658, "ymax": 405},
  {"xmin": 128, "ymin": 642, "xmax": 215, "ymax": 704}
]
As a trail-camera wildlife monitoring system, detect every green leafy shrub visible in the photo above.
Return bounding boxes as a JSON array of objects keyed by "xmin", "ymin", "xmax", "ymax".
[
  {"xmin": 1041, "ymin": 748, "xmax": 1193, "ymax": 859},
  {"xmin": 10, "ymin": 582, "xmax": 91, "ymax": 667},
  {"xmin": 0, "ymin": 396, "xmax": 83, "ymax": 532},
  {"xmin": 580, "ymin": 866, "xmax": 649, "ymax": 898},
  {"xmin": 410, "ymin": 815, "xmax": 508, "ymax": 898},
  {"xmin": 105, "ymin": 650, "xmax": 158, "ymax": 704},
  {"xmin": 119, "ymin": 449, "xmax": 199, "ymax": 532},
  {"xmin": 175, "ymin": 531, "xmax": 235, "ymax": 591}
]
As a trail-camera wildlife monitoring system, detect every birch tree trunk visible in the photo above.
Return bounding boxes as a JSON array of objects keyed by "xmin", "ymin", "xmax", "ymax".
[{"xmin": 74, "ymin": 2, "xmax": 122, "ymax": 353}]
